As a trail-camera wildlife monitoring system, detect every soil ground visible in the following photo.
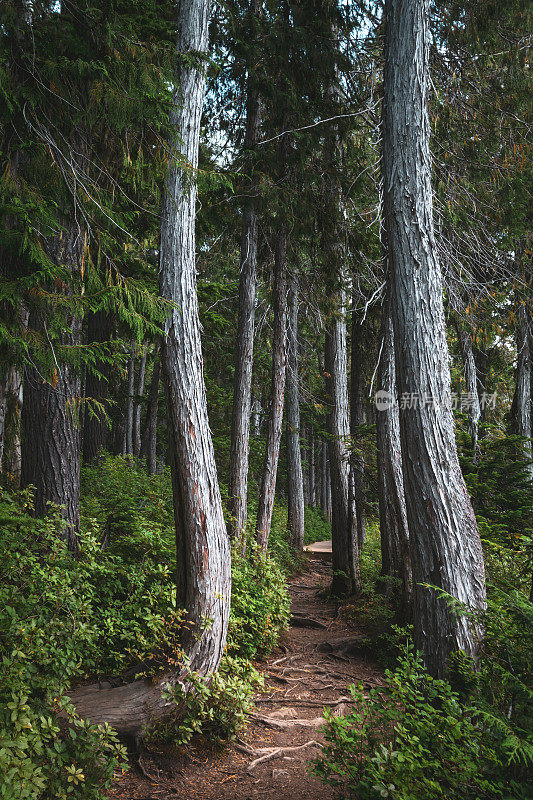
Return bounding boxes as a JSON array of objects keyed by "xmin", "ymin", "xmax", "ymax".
[{"xmin": 109, "ymin": 555, "xmax": 384, "ymax": 800}]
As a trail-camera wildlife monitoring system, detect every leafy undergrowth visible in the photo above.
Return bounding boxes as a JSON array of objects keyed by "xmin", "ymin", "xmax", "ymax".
[
  {"xmin": 314, "ymin": 630, "xmax": 532, "ymax": 800},
  {"xmin": 0, "ymin": 456, "xmax": 292, "ymax": 800},
  {"xmin": 314, "ymin": 513, "xmax": 533, "ymax": 799}
]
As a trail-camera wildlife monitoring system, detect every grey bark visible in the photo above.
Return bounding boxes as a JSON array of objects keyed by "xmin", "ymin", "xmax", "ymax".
[
  {"xmin": 69, "ymin": 0, "xmax": 232, "ymax": 737},
  {"xmin": 133, "ymin": 343, "xmax": 147, "ymax": 458},
  {"xmin": 320, "ymin": 438, "xmax": 328, "ymax": 515},
  {"xmin": 256, "ymin": 225, "xmax": 288, "ymax": 552},
  {"xmin": 454, "ymin": 318, "xmax": 481, "ymax": 464},
  {"xmin": 2, "ymin": 366, "xmax": 23, "ymax": 483},
  {"xmin": 124, "ymin": 346, "xmax": 135, "ymax": 457},
  {"xmin": 325, "ymin": 294, "xmax": 360, "ymax": 595},
  {"xmin": 349, "ymin": 305, "xmax": 366, "ymax": 549},
  {"xmin": 515, "ymin": 304, "xmax": 533, "ymax": 478},
  {"xmin": 251, "ymin": 396, "xmax": 262, "ymax": 437},
  {"xmin": 376, "ymin": 306, "xmax": 411, "ymax": 614},
  {"xmin": 140, "ymin": 345, "xmax": 161, "ymax": 476},
  {"xmin": 383, "ymin": 0, "xmax": 486, "ymax": 674},
  {"xmin": 227, "ymin": 7, "xmax": 261, "ymax": 542},
  {"xmin": 286, "ymin": 272, "xmax": 305, "ymax": 554},
  {"xmin": 308, "ymin": 427, "xmax": 316, "ymax": 506}
]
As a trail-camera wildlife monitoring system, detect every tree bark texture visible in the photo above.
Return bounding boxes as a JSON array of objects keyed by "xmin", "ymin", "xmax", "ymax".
[
  {"xmin": 454, "ymin": 318, "xmax": 481, "ymax": 464},
  {"xmin": 350, "ymin": 305, "xmax": 367, "ymax": 548},
  {"xmin": 286, "ymin": 272, "xmax": 305, "ymax": 554},
  {"xmin": 325, "ymin": 294, "xmax": 360, "ymax": 595},
  {"xmin": 227, "ymin": 9, "xmax": 261, "ymax": 541},
  {"xmin": 256, "ymin": 225, "xmax": 288, "ymax": 552},
  {"xmin": 2, "ymin": 365, "xmax": 23, "ymax": 483},
  {"xmin": 308, "ymin": 427, "xmax": 316, "ymax": 506},
  {"xmin": 514, "ymin": 303, "xmax": 532, "ymax": 478},
  {"xmin": 383, "ymin": 0, "xmax": 486, "ymax": 674},
  {"xmin": 320, "ymin": 438, "xmax": 328, "ymax": 515},
  {"xmin": 133, "ymin": 343, "xmax": 147, "ymax": 458},
  {"xmin": 140, "ymin": 345, "xmax": 161, "ymax": 476},
  {"xmin": 376, "ymin": 306, "xmax": 411, "ymax": 613},
  {"xmin": 21, "ymin": 229, "xmax": 82, "ymax": 553},
  {"xmin": 69, "ymin": 0, "xmax": 231, "ymax": 736},
  {"xmin": 124, "ymin": 346, "xmax": 135, "ymax": 457}
]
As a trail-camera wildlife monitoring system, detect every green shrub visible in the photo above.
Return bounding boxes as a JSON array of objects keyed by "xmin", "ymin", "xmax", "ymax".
[
  {"xmin": 0, "ymin": 491, "xmax": 131, "ymax": 800},
  {"xmin": 228, "ymin": 542, "xmax": 290, "ymax": 659},
  {"xmin": 313, "ymin": 626, "xmax": 532, "ymax": 800},
  {"xmin": 304, "ymin": 506, "xmax": 331, "ymax": 545},
  {"xmin": 153, "ymin": 656, "xmax": 263, "ymax": 745},
  {"xmin": 81, "ymin": 454, "xmax": 175, "ymax": 565}
]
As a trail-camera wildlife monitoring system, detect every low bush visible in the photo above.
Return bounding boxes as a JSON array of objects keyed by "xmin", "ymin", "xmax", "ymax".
[
  {"xmin": 228, "ymin": 542, "xmax": 290, "ymax": 659},
  {"xmin": 314, "ymin": 598, "xmax": 533, "ymax": 800},
  {"xmin": 153, "ymin": 656, "xmax": 263, "ymax": 745}
]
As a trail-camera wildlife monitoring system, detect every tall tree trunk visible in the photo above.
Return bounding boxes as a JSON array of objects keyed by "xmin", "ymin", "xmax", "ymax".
[
  {"xmin": 376, "ymin": 305, "xmax": 411, "ymax": 615},
  {"xmin": 326, "ymin": 457, "xmax": 332, "ymax": 523},
  {"xmin": 251, "ymin": 395, "xmax": 261, "ymax": 437},
  {"xmin": 227, "ymin": 0, "xmax": 262, "ymax": 544},
  {"xmin": 133, "ymin": 343, "xmax": 147, "ymax": 458},
  {"xmin": 71, "ymin": 1, "xmax": 233, "ymax": 734},
  {"xmin": 350, "ymin": 303, "xmax": 367, "ymax": 549},
  {"xmin": 308, "ymin": 427, "xmax": 316, "ymax": 506},
  {"xmin": 514, "ymin": 304, "xmax": 533, "ymax": 478},
  {"xmin": 140, "ymin": 345, "xmax": 161, "ymax": 476},
  {"xmin": 159, "ymin": 0, "xmax": 230, "ymax": 661},
  {"xmin": 124, "ymin": 345, "xmax": 135, "ymax": 457},
  {"xmin": 320, "ymin": 437, "xmax": 328, "ymax": 515},
  {"xmin": 21, "ymin": 229, "xmax": 82, "ymax": 554},
  {"xmin": 286, "ymin": 271, "xmax": 305, "ymax": 554},
  {"xmin": 383, "ymin": 0, "xmax": 486, "ymax": 674},
  {"xmin": 2, "ymin": 365, "xmax": 24, "ymax": 484},
  {"xmin": 454, "ymin": 317, "xmax": 481, "ymax": 464},
  {"xmin": 83, "ymin": 311, "xmax": 112, "ymax": 464},
  {"xmin": 256, "ymin": 225, "xmax": 288, "ymax": 552},
  {"xmin": 325, "ymin": 294, "xmax": 360, "ymax": 595}
]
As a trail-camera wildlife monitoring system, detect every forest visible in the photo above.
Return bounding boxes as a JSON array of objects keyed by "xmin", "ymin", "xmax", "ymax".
[{"xmin": 0, "ymin": 0, "xmax": 531, "ymax": 798}]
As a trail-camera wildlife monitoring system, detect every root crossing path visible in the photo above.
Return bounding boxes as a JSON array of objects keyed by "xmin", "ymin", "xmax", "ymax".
[{"xmin": 110, "ymin": 556, "xmax": 384, "ymax": 800}]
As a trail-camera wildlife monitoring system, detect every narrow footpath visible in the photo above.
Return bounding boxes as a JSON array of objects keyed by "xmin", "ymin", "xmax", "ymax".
[{"xmin": 111, "ymin": 554, "xmax": 384, "ymax": 800}]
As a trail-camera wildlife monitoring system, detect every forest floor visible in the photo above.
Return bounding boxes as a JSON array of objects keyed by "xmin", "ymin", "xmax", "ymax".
[{"xmin": 109, "ymin": 554, "xmax": 385, "ymax": 800}]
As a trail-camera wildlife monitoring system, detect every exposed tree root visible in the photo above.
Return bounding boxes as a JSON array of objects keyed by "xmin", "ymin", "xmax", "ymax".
[
  {"xmin": 249, "ymin": 712, "xmax": 324, "ymax": 730},
  {"xmin": 244, "ymin": 740, "xmax": 323, "ymax": 773}
]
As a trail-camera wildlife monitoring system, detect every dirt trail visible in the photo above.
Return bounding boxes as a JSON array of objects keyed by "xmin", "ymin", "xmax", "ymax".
[{"xmin": 110, "ymin": 556, "xmax": 384, "ymax": 800}]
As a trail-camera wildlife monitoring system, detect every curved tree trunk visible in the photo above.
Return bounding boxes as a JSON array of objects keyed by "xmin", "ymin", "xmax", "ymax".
[
  {"xmin": 376, "ymin": 305, "xmax": 411, "ymax": 615},
  {"xmin": 286, "ymin": 271, "xmax": 305, "ymax": 554},
  {"xmin": 383, "ymin": 0, "xmax": 486, "ymax": 674},
  {"xmin": 70, "ymin": 0, "xmax": 230, "ymax": 735},
  {"xmin": 256, "ymin": 224, "xmax": 288, "ymax": 552},
  {"xmin": 227, "ymin": 0, "xmax": 262, "ymax": 544}
]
